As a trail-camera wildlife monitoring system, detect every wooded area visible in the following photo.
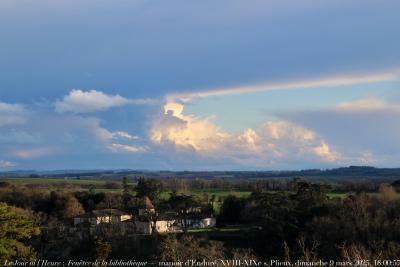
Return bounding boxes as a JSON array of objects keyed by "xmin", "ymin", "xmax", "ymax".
[{"xmin": 1, "ymin": 176, "xmax": 400, "ymax": 263}]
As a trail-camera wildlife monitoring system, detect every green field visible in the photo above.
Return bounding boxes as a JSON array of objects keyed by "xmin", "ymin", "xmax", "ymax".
[
  {"xmin": 159, "ymin": 188, "xmax": 252, "ymax": 200},
  {"xmin": 0, "ymin": 178, "xmax": 107, "ymax": 185},
  {"xmin": 0, "ymin": 178, "xmax": 252, "ymax": 198},
  {"xmin": 3, "ymin": 178, "xmax": 398, "ymax": 202}
]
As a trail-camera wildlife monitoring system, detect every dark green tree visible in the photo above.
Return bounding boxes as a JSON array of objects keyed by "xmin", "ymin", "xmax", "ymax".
[
  {"xmin": 135, "ymin": 178, "xmax": 162, "ymax": 202},
  {"xmin": 218, "ymin": 195, "xmax": 243, "ymax": 224},
  {"xmin": 122, "ymin": 177, "xmax": 133, "ymax": 211},
  {"xmin": 0, "ymin": 202, "xmax": 40, "ymax": 263},
  {"xmin": 62, "ymin": 195, "xmax": 85, "ymax": 219},
  {"xmin": 122, "ymin": 177, "xmax": 130, "ymax": 195}
]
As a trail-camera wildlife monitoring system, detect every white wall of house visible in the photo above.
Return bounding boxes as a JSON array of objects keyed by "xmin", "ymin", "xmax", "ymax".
[
  {"xmin": 96, "ymin": 216, "xmax": 111, "ymax": 224},
  {"xmin": 201, "ymin": 218, "xmax": 216, "ymax": 228},
  {"xmin": 121, "ymin": 214, "xmax": 132, "ymax": 222},
  {"xmin": 154, "ymin": 220, "xmax": 175, "ymax": 233},
  {"xmin": 74, "ymin": 214, "xmax": 132, "ymax": 225},
  {"xmin": 173, "ymin": 218, "xmax": 216, "ymax": 229}
]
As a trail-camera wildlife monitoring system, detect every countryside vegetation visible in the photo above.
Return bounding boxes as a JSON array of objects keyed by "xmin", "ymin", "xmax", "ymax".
[{"xmin": 1, "ymin": 172, "xmax": 400, "ymax": 263}]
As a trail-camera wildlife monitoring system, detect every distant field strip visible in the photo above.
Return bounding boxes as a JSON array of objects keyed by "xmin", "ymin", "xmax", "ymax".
[{"xmin": 0, "ymin": 178, "xmax": 107, "ymax": 185}]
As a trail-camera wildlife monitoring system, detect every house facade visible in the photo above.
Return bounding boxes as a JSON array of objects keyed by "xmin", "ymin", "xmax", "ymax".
[
  {"xmin": 73, "ymin": 209, "xmax": 132, "ymax": 225},
  {"xmin": 134, "ymin": 197, "xmax": 216, "ymax": 234},
  {"xmin": 73, "ymin": 197, "xmax": 216, "ymax": 235}
]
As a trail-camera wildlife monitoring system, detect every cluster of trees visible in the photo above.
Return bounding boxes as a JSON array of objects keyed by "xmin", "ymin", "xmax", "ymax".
[
  {"xmin": 2, "ymin": 177, "xmax": 400, "ymax": 262},
  {"xmin": 0, "ymin": 178, "xmax": 155, "ymax": 215},
  {"xmin": 159, "ymin": 177, "xmax": 390, "ymax": 193},
  {"xmin": 0, "ymin": 203, "xmax": 40, "ymax": 263},
  {"xmin": 217, "ymin": 180, "xmax": 400, "ymax": 261},
  {"xmin": 0, "ymin": 177, "xmax": 211, "ymax": 261}
]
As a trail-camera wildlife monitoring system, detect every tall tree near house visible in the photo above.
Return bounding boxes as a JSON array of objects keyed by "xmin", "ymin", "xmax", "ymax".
[
  {"xmin": 293, "ymin": 178, "xmax": 330, "ymax": 212},
  {"xmin": 218, "ymin": 195, "xmax": 243, "ymax": 224},
  {"xmin": 207, "ymin": 194, "xmax": 217, "ymax": 215},
  {"xmin": 62, "ymin": 195, "xmax": 85, "ymax": 219},
  {"xmin": 0, "ymin": 202, "xmax": 40, "ymax": 263},
  {"xmin": 122, "ymin": 177, "xmax": 133, "ymax": 211},
  {"xmin": 135, "ymin": 177, "xmax": 162, "ymax": 202},
  {"xmin": 96, "ymin": 193, "xmax": 123, "ymax": 210},
  {"xmin": 168, "ymin": 195, "xmax": 198, "ymax": 233},
  {"xmin": 122, "ymin": 177, "xmax": 130, "ymax": 195},
  {"xmin": 210, "ymin": 194, "xmax": 216, "ymax": 207}
]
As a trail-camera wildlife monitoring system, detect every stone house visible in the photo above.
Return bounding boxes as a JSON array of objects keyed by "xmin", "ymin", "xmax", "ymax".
[{"xmin": 73, "ymin": 209, "xmax": 132, "ymax": 225}]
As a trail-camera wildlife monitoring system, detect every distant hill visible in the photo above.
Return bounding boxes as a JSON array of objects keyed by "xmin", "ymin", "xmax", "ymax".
[{"xmin": 1, "ymin": 166, "xmax": 400, "ymax": 181}]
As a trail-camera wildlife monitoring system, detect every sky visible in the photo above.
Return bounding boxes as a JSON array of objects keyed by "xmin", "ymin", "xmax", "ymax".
[{"xmin": 1, "ymin": 0, "xmax": 400, "ymax": 170}]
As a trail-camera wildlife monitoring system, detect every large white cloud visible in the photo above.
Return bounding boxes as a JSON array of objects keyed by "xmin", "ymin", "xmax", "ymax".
[
  {"xmin": 150, "ymin": 101, "xmax": 339, "ymax": 167},
  {"xmin": 151, "ymin": 102, "xmax": 230, "ymax": 151},
  {"xmin": 3, "ymin": 90, "xmax": 400, "ymax": 170},
  {"xmin": 236, "ymin": 122, "xmax": 339, "ymax": 162},
  {"xmin": 151, "ymin": 70, "xmax": 399, "ymax": 168},
  {"xmin": 228, "ymin": 122, "xmax": 339, "ymax": 167},
  {"xmin": 280, "ymin": 97, "xmax": 400, "ymax": 166},
  {"xmin": 55, "ymin": 89, "xmax": 155, "ymax": 113}
]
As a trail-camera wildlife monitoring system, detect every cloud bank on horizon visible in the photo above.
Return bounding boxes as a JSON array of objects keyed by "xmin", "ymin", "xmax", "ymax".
[{"xmin": 0, "ymin": 0, "xmax": 400, "ymax": 170}]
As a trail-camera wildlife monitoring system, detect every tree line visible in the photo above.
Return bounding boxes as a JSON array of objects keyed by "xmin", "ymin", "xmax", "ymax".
[{"xmin": 1, "ymin": 177, "xmax": 400, "ymax": 263}]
